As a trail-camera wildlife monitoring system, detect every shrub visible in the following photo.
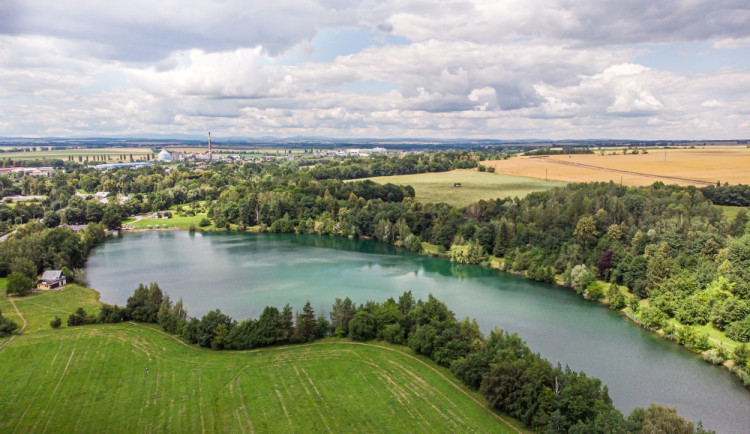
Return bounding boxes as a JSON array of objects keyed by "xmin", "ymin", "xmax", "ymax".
[
  {"xmin": 67, "ymin": 307, "xmax": 90, "ymax": 327},
  {"xmin": 0, "ymin": 309, "xmax": 19, "ymax": 337},
  {"xmin": 585, "ymin": 282, "xmax": 606, "ymax": 301},
  {"xmin": 198, "ymin": 218, "xmax": 211, "ymax": 227},
  {"xmin": 726, "ymin": 317, "xmax": 750, "ymax": 343},
  {"xmin": 50, "ymin": 316, "xmax": 62, "ymax": 329},
  {"xmin": 188, "ymin": 222, "xmax": 196, "ymax": 232}
]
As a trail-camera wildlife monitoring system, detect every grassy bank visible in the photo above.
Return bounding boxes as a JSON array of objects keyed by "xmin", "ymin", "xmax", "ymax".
[{"xmin": 0, "ymin": 285, "xmax": 523, "ymax": 433}]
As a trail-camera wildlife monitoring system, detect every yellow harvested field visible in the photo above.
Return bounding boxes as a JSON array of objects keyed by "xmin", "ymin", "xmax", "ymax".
[{"xmin": 483, "ymin": 147, "xmax": 750, "ymax": 186}]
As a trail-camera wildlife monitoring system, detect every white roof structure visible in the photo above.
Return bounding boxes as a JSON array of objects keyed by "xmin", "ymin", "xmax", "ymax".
[{"xmin": 158, "ymin": 149, "xmax": 172, "ymax": 162}]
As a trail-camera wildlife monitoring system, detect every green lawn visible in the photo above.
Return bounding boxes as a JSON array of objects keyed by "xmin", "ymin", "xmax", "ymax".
[
  {"xmin": 666, "ymin": 318, "xmax": 742, "ymax": 350},
  {"xmin": 364, "ymin": 170, "xmax": 566, "ymax": 207},
  {"xmin": 0, "ymin": 283, "xmax": 522, "ymax": 433},
  {"xmin": 9, "ymin": 285, "xmax": 100, "ymax": 334},
  {"xmin": 129, "ymin": 213, "xmax": 215, "ymax": 230}
]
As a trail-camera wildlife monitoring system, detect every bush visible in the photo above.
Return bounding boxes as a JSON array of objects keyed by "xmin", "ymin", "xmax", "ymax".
[
  {"xmin": 188, "ymin": 222, "xmax": 196, "ymax": 232},
  {"xmin": 702, "ymin": 347, "xmax": 728, "ymax": 365},
  {"xmin": 0, "ymin": 309, "xmax": 19, "ymax": 337},
  {"xmin": 585, "ymin": 282, "xmax": 606, "ymax": 301},
  {"xmin": 726, "ymin": 317, "xmax": 750, "ymax": 343},
  {"xmin": 67, "ymin": 307, "xmax": 90, "ymax": 327},
  {"xmin": 676, "ymin": 326, "xmax": 710, "ymax": 352},
  {"xmin": 198, "ymin": 218, "xmax": 211, "ymax": 227},
  {"xmin": 50, "ymin": 316, "xmax": 62, "ymax": 329}
]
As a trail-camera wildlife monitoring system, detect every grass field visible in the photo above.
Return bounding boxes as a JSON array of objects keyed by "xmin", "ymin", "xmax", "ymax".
[
  {"xmin": 0, "ymin": 285, "xmax": 522, "ymax": 433},
  {"xmin": 128, "ymin": 213, "xmax": 215, "ymax": 230},
  {"xmin": 365, "ymin": 170, "xmax": 566, "ymax": 207},
  {"xmin": 0, "ymin": 147, "xmax": 154, "ymax": 162},
  {"xmin": 717, "ymin": 205, "xmax": 747, "ymax": 220},
  {"xmin": 483, "ymin": 146, "xmax": 750, "ymax": 187}
]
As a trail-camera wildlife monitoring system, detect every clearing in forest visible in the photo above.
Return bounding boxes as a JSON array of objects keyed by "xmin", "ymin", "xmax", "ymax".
[{"xmin": 365, "ymin": 169, "xmax": 566, "ymax": 207}]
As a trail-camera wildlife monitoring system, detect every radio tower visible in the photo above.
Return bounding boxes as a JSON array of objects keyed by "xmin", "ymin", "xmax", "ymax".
[{"xmin": 208, "ymin": 132, "xmax": 212, "ymax": 161}]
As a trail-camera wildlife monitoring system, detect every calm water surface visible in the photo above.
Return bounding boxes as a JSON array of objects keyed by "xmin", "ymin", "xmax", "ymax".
[{"xmin": 86, "ymin": 231, "xmax": 750, "ymax": 433}]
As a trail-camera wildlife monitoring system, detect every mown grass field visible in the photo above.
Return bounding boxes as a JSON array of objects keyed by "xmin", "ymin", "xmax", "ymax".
[
  {"xmin": 482, "ymin": 146, "xmax": 750, "ymax": 187},
  {"xmin": 365, "ymin": 170, "xmax": 566, "ymax": 207},
  {"xmin": 128, "ymin": 213, "xmax": 215, "ymax": 230},
  {"xmin": 0, "ymin": 285, "xmax": 521, "ymax": 433}
]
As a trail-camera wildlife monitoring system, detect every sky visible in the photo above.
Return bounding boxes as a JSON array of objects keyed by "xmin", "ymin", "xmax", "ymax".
[{"xmin": 1, "ymin": 0, "xmax": 749, "ymax": 140}]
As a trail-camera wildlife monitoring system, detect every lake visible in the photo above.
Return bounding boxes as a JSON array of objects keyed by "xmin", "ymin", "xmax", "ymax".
[{"xmin": 86, "ymin": 231, "xmax": 750, "ymax": 433}]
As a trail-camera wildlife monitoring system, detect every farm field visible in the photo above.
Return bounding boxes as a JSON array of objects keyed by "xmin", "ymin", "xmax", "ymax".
[
  {"xmin": 0, "ymin": 286, "xmax": 521, "ymax": 433},
  {"xmin": 0, "ymin": 147, "xmax": 154, "ymax": 162},
  {"xmin": 364, "ymin": 170, "xmax": 566, "ymax": 207},
  {"xmin": 482, "ymin": 146, "xmax": 750, "ymax": 186}
]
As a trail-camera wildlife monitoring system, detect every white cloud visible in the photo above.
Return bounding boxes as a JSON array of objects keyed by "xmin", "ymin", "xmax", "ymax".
[{"xmin": 0, "ymin": 0, "xmax": 749, "ymax": 138}]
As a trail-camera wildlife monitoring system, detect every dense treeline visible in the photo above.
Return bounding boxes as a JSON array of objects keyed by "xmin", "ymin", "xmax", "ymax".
[
  {"xmin": 307, "ymin": 152, "xmax": 479, "ymax": 180},
  {"xmin": 73, "ymin": 284, "xmax": 713, "ymax": 433},
  {"xmin": 523, "ymin": 147, "xmax": 595, "ymax": 156},
  {"xmin": 702, "ymin": 184, "xmax": 750, "ymax": 207}
]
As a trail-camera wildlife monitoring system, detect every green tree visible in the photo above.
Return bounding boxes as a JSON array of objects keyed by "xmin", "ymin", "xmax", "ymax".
[
  {"xmin": 296, "ymin": 300, "xmax": 317, "ymax": 342},
  {"xmin": 6, "ymin": 272, "xmax": 33, "ymax": 296},
  {"xmin": 49, "ymin": 315, "xmax": 62, "ymax": 329},
  {"xmin": 574, "ymin": 216, "xmax": 598, "ymax": 245},
  {"xmin": 330, "ymin": 297, "xmax": 357, "ymax": 336},
  {"xmin": 628, "ymin": 404, "xmax": 712, "ymax": 434},
  {"xmin": 10, "ymin": 257, "xmax": 37, "ymax": 280}
]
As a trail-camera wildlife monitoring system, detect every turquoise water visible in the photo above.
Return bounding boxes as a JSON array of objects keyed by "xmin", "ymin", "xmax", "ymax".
[{"xmin": 86, "ymin": 231, "xmax": 750, "ymax": 433}]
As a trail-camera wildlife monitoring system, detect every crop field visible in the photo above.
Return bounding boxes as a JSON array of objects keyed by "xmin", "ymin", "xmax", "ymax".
[
  {"xmin": 365, "ymin": 170, "xmax": 566, "ymax": 207},
  {"xmin": 0, "ymin": 286, "xmax": 520, "ymax": 433},
  {"xmin": 0, "ymin": 147, "xmax": 154, "ymax": 162},
  {"xmin": 482, "ymin": 146, "xmax": 750, "ymax": 187}
]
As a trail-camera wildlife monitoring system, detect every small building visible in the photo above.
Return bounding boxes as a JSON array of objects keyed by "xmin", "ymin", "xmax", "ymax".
[
  {"xmin": 158, "ymin": 149, "xmax": 172, "ymax": 162},
  {"xmin": 37, "ymin": 270, "xmax": 66, "ymax": 290}
]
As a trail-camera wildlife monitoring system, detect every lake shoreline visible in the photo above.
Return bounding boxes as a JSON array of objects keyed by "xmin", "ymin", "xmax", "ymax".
[{"xmin": 107, "ymin": 225, "xmax": 748, "ymax": 391}]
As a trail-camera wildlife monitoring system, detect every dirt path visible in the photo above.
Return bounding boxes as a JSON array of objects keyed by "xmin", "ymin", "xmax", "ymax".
[
  {"xmin": 0, "ymin": 297, "xmax": 27, "ymax": 351},
  {"xmin": 545, "ymin": 159, "xmax": 715, "ymax": 186}
]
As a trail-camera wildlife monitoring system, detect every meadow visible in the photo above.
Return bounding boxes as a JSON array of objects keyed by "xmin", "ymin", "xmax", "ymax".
[
  {"xmin": 482, "ymin": 146, "xmax": 750, "ymax": 187},
  {"xmin": 364, "ymin": 170, "xmax": 566, "ymax": 207},
  {"xmin": 0, "ymin": 285, "xmax": 521, "ymax": 433},
  {"xmin": 126, "ymin": 213, "xmax": 214, "ymax": 230}
]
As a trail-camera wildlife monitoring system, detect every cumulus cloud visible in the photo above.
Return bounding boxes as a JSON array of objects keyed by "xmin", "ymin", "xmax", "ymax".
[{"xmin": 1, "ymin": 0, "xmax": 749, "ymax": 138}]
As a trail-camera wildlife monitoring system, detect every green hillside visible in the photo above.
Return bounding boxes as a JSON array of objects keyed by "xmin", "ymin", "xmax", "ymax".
[{"xmin": 0, "ymin": 286, "xmax": 521, "ymax": 433}]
